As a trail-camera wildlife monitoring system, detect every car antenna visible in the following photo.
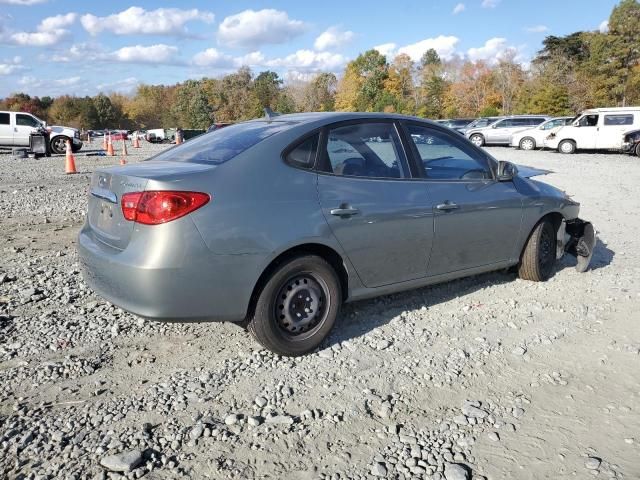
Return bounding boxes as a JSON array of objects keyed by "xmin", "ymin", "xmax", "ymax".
[{"xmin": 264, "ymin": 107, "xmax": 281, "ymax": 120}]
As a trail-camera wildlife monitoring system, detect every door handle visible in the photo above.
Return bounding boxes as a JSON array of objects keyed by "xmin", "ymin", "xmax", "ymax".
[
  {"xmin": 436, "ymin": 202, "xmax": 459, "ymax": 211},
  {"xmin": 330, "ymin": 206, "xmax": 360, "ymax": 217}
]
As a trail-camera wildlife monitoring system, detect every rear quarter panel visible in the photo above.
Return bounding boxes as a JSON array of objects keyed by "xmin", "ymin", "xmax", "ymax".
[{"xmin": 188, "ymin": 125, "xmax": 344, "ymax": 258}]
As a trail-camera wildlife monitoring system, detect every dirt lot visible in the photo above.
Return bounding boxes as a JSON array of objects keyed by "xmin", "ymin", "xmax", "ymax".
[{"xmin": 1, "ymin": 141, "xmax": 639, "ymax": 480}]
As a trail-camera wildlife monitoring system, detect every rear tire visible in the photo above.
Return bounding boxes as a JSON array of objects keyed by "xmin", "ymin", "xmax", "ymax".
[
  {"xmin": 248, "ymin": 255, "xmax": 341, "ymax": 356},
  {"xmin": 470, "ymin": 134, "xmax": 484, "ymax": 147},
  {"xmin": 558, "ymin": 140, "xmax": 576, "ymax": 154},
  {"xmin": 518, "ymin": 219, "xmax": 556, "ymax": 282},
  {"xmin": 519, "ymin": 137, "xmax": 536, "ymax": 150}
]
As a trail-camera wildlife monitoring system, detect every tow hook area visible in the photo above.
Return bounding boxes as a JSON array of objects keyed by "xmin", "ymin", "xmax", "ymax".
[{"xmin": 558, "ymin": 219, "xmax": 596, "ymax": 272}]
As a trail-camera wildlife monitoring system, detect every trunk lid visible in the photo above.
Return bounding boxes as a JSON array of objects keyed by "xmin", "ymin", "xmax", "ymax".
[{"xmin": 87, "ymin": 161, "xmax": 214, "ymax": 250}]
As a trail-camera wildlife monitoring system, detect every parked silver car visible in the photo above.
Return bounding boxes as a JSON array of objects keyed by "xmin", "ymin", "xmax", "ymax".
[
  {"xmin": 78, "ymin": 112, "xmax": 594, "ymax": 356},
  {"xmin": 467, "ymin": 115, "xmax": 551, "ymax": 147}
]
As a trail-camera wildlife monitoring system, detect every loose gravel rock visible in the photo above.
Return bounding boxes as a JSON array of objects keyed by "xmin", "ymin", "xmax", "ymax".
[{"xmin": 0, "ymin": 145, "xmax": 639, "ymax": 478}]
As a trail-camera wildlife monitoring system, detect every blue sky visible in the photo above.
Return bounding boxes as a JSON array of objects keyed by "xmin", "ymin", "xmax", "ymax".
[{"xmin": 0, "ymin": 0, "xmax": 619, "ymax": 98}]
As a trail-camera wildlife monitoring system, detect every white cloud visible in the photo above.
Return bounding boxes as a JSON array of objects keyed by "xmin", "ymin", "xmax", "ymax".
[
  {"xmin": 81, "ymin": 7, "xmax": 213, "ymax": 36},
  {"xmin": 217, "ymin": 9, "xmax": 306, "ymax": 48},
  {"xmin": 373, "ymin": 43, "xmax": 397, "ymax": 57},
  {"xmin": 39, "ymin": 12, "xmax": 77, "ymax": 31},
  {"xmin": 3, "ymin": 12, "xmax": 76, "ymax": 46},
  {"xmin": 452, "ymin": 3, "xmax": 466, "ymax": 14},
  {"xmin": 0, "ymin": 0, "xmax": 47, "ymax": 4},
  {"xmin": 599, "ymin": 20, "xmax": 609, "ymax": 33},
  {"xmin": 481, "ymin": 0, "xmax": 500, "ymax": 8},
  {"xmin": 467, "ymin": 37, "xmax": 524, "ymax": 64},
  {"xmin": 525, "ymin": 25, "xmax": 548, "ymax": 33},
  {"xmin": 96, "ymin": 77, "xmax": 139, "ymax": 94},
  {"xmin": 266, "ymin": 49, "xmax": 347, "ymax": 71},
  {"xmin": 314, "ymin": 26, "xmax": 354, "ymax": 51},
  {"xmin": 397, "ymin": 35, "xmax": 460, "ymax": 61},
  {"xmin": 9, "ymin": 29, "xmax": 69, "ymax": 46},
  {"xmin": 192, "ymin": 48, "xmax": 233, "ymax": 67},
  {"xmin": 0, "ymin": 55, "xmax": 23, "ymax": 74},
  {"xmin": 111, "ymin": 44, "xmax": 180, "ymax": 64},
  {"xmin": 234, "ymin": 51, "xmax": 266, "ymax": 66}
]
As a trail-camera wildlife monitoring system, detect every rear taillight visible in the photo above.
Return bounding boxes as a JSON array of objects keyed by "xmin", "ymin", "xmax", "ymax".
[{"xmin": 121, "ymin": 191, "xmax": 210, "ymax": 225}]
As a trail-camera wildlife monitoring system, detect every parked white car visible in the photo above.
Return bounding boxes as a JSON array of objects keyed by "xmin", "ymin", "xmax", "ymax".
[
  {"xmin": 510, "ymin": 117, "xmax": 574, "ymax": 150},
  {"xmin": 0, "ymin": 110, "xmax": 83, "ymax": 154},
  {"xmin": 544, "ymin": 107, "xmax": 640, "ymax": 154}
]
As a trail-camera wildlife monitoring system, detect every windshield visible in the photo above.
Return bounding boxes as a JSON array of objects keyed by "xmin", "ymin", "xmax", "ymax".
[{"xmin": 149, "ymin": 121, "xmax": 294, "ymax": 164}]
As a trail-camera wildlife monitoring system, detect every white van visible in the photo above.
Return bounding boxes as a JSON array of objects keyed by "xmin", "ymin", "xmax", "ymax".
[
  {"xmin": 545, "ymin": 107, "xmax": 640, "ymax": 154},
  {"xmin": 0, "ymin": 110, "xmax": 83, "ymax": 154}
]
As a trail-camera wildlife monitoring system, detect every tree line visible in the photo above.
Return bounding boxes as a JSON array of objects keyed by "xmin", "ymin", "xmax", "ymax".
[{"xmin": 2, "ymin": 0, "xmax": 639, "ymax": 130}]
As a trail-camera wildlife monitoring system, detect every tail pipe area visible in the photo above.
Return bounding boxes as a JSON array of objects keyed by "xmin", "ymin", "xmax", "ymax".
[{"xmin": 557, "ymin": 218, "xmax": 596, "ymax": 273}]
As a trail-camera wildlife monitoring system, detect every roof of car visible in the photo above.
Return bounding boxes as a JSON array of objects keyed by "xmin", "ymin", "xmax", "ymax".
[{"xmin": 249, "ymin": 111, "xmax": 453, "ymax": 124}]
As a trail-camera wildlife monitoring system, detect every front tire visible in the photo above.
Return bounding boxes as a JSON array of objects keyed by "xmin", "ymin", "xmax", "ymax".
[
  {"xmin": 470, "ymin": 134, "xmax": 484, "ymax": 147},
  {"xmin": 558, "ymin": 140, "xmax": 576, "ymax": 154},
  {"xmin": 248, "ymin": 255, "xmax": 341, "ymax": 356},
  {"xmin": 518, "ymin": 219, "xmax": 556, "ymax": 282},
  {"xmin": 50, "ymin": 136, "xmax": 69, "ymax": 154},
  {"xmin": 634, "ymin": 143, "xmax": 640, "ymax": 157},
  {"xmin": 519, "ymin": 137, "xmax": 536, "ymax": 150}
]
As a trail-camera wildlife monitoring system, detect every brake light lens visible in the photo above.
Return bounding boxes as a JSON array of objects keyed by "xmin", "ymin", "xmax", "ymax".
[{"xmin": 121, "ymin": 191, "xmax": 210, "ymax": 225}]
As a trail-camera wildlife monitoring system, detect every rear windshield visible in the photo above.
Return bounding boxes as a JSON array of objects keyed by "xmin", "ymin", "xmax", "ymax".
[{"xmin": 150, "ymin": 121, "xmax": 293, "ymax": 164}]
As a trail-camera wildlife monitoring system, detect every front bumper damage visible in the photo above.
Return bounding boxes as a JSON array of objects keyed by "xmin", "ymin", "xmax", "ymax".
[{"xmin": 556, "ymin": 218, "xmax": 596, "ymax": 273}]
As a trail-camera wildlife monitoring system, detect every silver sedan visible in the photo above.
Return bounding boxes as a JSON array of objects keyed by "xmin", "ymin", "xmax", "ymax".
[{"xmin": 78, "ymin": 112, "xmax": 595, "ymax": 356}]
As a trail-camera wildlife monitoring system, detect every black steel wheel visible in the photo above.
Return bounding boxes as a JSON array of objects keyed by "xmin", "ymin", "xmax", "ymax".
[{"xmin": 248, "ymin": 255, "xmax": 341, "ymax": 356}]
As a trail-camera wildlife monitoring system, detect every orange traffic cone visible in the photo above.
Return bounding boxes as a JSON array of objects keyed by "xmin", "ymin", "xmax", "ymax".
[
  {"xmin": 133, "ymin": 135, "xmax": 140, "ymax": 148},
  {"xmin": 102, "ymin": 133, "xmax": 107, "ymax": 151},
  {"xmin": 65, "ymin": 140, "xmax": 77, "ymax": 174},
  {"xmin": 106, "ymin": 134, "xmax": 115, "ymax": 156},
  {"xmin": 175, "ymin": 130, "xmax": 182, "ymax": 145},
  {"xmin": 119, "ymin": 140, "xmax": 128, "ymax": 165}
]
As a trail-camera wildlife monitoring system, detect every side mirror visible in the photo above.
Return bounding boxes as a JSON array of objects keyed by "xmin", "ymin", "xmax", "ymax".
[
  {"xmin": 492, "ymin": 124, "xmax": 498, "ymax": 129},
  {"xmin": 573, "ymin": 121, "xmax": 580, "ymax": 127},
  {"xmin": 497, "ymin": 160, "xmax": 518, "ymax": 182}
]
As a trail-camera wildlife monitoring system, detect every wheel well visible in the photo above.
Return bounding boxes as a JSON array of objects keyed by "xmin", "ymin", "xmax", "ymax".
[
  {"xmin": 558, "ymin": 138, "xmax": 576, "ymax": 146},
  {"xmin": 520, "ymin": 136, "xmax": 535, "ymax": 144},
  {"xmin": 243, "ymin": 243, "xmax": 349, "ymax": 324}
]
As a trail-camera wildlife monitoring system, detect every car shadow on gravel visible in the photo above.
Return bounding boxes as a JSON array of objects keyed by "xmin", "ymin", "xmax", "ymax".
[
  {"xmin": 325, "ymin": 269, "xmax": 515, "ymax": 348},
  {"xmin": 324, "ymin": 240, "xmax": 614, "ymax": 348}
]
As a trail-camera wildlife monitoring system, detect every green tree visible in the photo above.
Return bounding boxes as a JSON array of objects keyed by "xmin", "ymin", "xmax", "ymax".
[
  {"xmin": 605, "ymin": 0, "xmax": 640, "ymax": 105},
  {"xmin": 418, "ymin": 49, "xmax": 447, "ymax": 118},
  {"xmin": 253, "ymin": 71, "xmax": 282, "ymax": 109},
  {"xmin": 172, "ymin": 80, "xmax": 214, "ymax": 129},
  {"xmin": 92, "ymin": 94, "xmax": 118, "ymax": 128}
]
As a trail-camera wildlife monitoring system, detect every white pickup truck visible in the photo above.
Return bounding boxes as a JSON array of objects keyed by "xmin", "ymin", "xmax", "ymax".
[{"xmin": 0, "ymin": 110, "xmax": 83, "ymax": 155}]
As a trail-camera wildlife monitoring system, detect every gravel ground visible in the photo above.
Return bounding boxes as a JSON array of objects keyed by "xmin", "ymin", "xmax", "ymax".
[{"xmin": 0, "ymin": 140, "xmax": 639, "ymax": 480}]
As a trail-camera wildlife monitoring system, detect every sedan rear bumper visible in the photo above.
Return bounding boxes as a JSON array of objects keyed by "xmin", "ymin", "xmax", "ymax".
[{"xmin": 77, "ymin": 222, "xmax": 263, "ymax": 322}]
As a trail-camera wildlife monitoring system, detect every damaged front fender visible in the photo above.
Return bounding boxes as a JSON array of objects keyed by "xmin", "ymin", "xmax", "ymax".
[{"xmin": 557, "ymin": 218, "xmax": 596, "ymax": 272}]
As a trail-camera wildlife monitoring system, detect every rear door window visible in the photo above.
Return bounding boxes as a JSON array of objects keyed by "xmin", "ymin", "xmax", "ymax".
[
  {"xmin": 322, "ymin": 122, "xmax": 406, "ymax": 179},
  {"xmin": 150, "ymin": 121, "xmax": 294, "ymax": 164},
  {"xmin": 0, "ymin": 113, "xmax": 9, "ymax": 125},
  {"xmin": 604, "ymin": 114, "xmax": 634, "ymax": 126}
]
